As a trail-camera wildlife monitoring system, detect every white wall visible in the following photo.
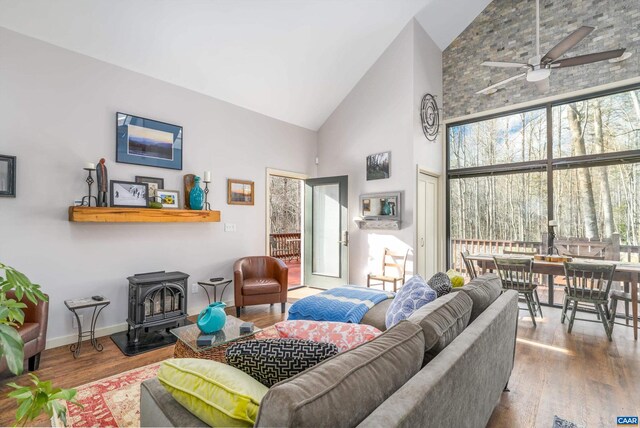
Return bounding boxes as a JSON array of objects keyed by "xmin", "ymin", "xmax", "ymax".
[
  {"xmin": 317, "ymin": 19, "xmax": 443, "ymax": 285},
  {"xmin": 0, "ymin": 28, "xmax": 317, "ymax": 347}
]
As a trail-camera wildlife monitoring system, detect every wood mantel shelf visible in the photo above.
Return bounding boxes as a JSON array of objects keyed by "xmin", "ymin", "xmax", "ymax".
[{"xmin": 68, "ymin": 206, "xmax": 221, "ymax": 223}]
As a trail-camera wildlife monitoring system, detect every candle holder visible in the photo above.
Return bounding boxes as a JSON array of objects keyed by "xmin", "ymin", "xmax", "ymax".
[
  {"xmin": 81, "ymin": 168, "xmax": 98, "ymax": 207},
  {"xmin": 203, "ymin": 180, "xmax": 211, "ymax": 211}
]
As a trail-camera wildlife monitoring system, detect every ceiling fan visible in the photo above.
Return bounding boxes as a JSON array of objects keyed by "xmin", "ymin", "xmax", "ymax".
[{"xmin": 477, "ymin": 0, "xmax": 627, "ymax": 95}]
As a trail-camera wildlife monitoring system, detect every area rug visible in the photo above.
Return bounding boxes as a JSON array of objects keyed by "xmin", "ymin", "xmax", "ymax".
[{"xmin": 64, "ymin": 326, "xmax": 279, "ymax": 427}]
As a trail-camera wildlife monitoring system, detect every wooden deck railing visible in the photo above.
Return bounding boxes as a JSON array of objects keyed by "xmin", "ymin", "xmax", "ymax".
[{"xmin": 269, "ymin": 233, "xmax": 301, "ymax": 261}]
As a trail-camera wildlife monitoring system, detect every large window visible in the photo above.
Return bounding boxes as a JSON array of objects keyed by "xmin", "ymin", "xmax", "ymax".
[{"xmin": 447, "ymin": 86, "xmax": 640, "ymax": 305}]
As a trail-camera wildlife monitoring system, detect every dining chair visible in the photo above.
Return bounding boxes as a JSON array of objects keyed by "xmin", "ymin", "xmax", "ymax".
[
  {"xmin": 461, "ymin": 251, "xmax": 477, "ymax": 280},
  {"xmin": 609, "ymin": 287, "xmax": 639, "ymax": 330},
  {"xmin": 367, "ymin": 248, "xmax": 409, "ymax": 292},
  {"xmin": 493, "ymin": 256, "xmax": 541, "ymax": 327},
  {"xmin": 561, "ymin": 261, "xmax": 616, "ymax": 341}
]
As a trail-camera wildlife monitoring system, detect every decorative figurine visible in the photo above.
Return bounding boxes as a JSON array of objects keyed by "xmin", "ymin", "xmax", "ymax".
[
  {"xmin": 96, "ymin": 158, "xmax": 108, "ymax": 207},
  {"xmin": 184, "ymin": 174, "xmax": 195, "ymax": 209}
]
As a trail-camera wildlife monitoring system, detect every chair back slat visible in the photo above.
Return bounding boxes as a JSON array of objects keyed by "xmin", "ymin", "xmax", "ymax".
[
  {"xmin": 493, "ymin": 256, "xmax": 534, "ymax": 291},
  {"xmin": 563, "ymin": 261, "xmax": 616, "ymax": 301},
  {"xmin": 461, "ymin": 251, "xmax": 477, "ymax": 279}
]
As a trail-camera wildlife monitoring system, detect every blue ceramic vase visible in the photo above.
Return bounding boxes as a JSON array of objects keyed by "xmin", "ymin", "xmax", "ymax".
[
  {"xmin": 197, "ymin": 301, "xmax": 227, "ymax": 334},
  {"xmin": 190, "ymin": 176, "xmax": 204, "ymax": 210}
]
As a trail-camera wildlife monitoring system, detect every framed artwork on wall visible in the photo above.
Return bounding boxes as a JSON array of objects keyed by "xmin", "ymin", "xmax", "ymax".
[
  {"xmin": 157, "ymin": 189, "xmax": 180, "ymax": 209},
  {"xmin": 110, "ymin": 180, "xmax": 149, "ymax": 208},
  {"xmin": 135, "ymin": 176, "xmax": 165, "ymax": 199},
  {"xmin": 366, "ymin": 151, "xmax": 390, "ymax": 180},
  {"xmin": 116, "ymin": 112, "xmax": 183, "ymax": 170},
  {"xmin": 227, "ymin": 179, "xmax": 254, "ymax": 205},
  {"xmin": 0, "ymin": 155, "xmax": 16, "ymax": 197}
]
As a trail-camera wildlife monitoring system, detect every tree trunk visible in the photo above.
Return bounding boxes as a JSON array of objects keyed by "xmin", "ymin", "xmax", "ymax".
[
  {"xmin": 593, "ymin": 101, "xmax": 615, "ymax": 237},
  {"xmin": 567, "ymin": 104, "xmax": 600, "ymax": 239}
]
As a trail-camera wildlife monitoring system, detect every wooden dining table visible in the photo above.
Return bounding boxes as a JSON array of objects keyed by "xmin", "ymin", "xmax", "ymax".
[{"xmin": 467, "ymin": 254, "xmax": 639, "ymax": 340}]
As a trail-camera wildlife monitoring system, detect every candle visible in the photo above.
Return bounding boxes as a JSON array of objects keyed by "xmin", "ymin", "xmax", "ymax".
[
  {"xmin": 85, "ymin": 162, "xmax": 95, "ymax": 169},
  {"xmin": 548, "ymin": 220, "xmax": 558, "ymax": 227},
  {"xmin": 204, "ymin": 171, "xmax": 211, "ymax": 182}
]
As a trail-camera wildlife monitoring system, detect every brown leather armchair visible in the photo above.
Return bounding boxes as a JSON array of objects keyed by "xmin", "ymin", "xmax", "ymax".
[
  {"xmin": 0, "ymin": 291, "xmax": 49, "ymax": 374},
  {"xmin": 234, "ymin": 256, "xmax": 288, "ymax": 317}
]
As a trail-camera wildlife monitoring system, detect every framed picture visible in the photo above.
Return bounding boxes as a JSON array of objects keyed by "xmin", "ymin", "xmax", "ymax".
[
  {"xmin": 157, "ymin": 189, "xmax": 180, "ymax": 209},
  {"xmin": 227, "ymin": 179, "xmax": 254, "ymax": 205},
  {"xmin": 135, "ymin": 176, "xmax": 164, "ymax": 199},
  {"xmin": 0, "ymin": 155, "xmax": 16, "ymax": 197},
  {"xmin": 110, "ymin": 180, "xmax": 149, "ymax": 208},
  {"xmin": 366, "ymin": 151, "xmax": 390, "ymax": 180},
  {"xmin": 116, "ymin": 112, "xmax": 183, "ymax": 170}
]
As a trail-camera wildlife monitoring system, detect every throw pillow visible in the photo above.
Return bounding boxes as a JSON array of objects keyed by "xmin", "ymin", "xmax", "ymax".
[
  {"xmin": 157, "ymin": 358, "xmax": 268, "ymax": 427},
  {"xmin": 274, "ymin": 320, "xmax": 382, "ymax": 352},
  {"xmin": 226, "ymin": 339, "xmax": 339, "ymax": 387},
  {"xmin": 385, "ymin": 275, "xmax": 437, "ymax": 329},
  {"xmin": 428, "ymin": 272, "xmax": 453, "ymax": 297},
  {"xmin": 447, "ymin": 269, "xmax": 465, "ymax": 287}
]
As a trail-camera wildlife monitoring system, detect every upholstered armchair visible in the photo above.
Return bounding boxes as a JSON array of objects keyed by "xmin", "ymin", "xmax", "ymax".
[
  {"xmin": 234, "ymin": 256, "xmax": 288, "ymax": 317},
  {"xmin": 0, "ymin": 291, "xmax": 49, "ymax": 374}
]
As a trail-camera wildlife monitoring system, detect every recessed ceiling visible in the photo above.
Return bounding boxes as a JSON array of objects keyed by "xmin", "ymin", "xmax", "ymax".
[{"xmin": 0, "ymin": 0, "xmax": 488, "ymax": 130}]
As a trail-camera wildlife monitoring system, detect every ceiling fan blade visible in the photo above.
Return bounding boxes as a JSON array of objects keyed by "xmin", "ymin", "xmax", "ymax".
[
  {"xmin": 535, "ymin": 78, "xmax": 550, "ymax": 93},
  {"xmin": 541, "ymin": 26, "xmax": 594, "ymax": 64},
  {"xmin": 551, "ymin": 48, "xmax": 626, "ymax": 68},
  {"xmin": 476, "ymin": 72, "xmax": 527, "ymax": 94},
  {"xmin": 481, "ymin": 61, "xmax": 530, "ymax": 69}
]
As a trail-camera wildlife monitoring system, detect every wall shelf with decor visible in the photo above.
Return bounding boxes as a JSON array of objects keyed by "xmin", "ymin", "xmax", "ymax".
[
  {"xmin": 356, "ymin": 191, "xmax": 402, "ymax": 230},
  {"xmin": 354, "ymin": 218, "xmax": 401, "ymax": 230},
  {"xmin": 68, "ymin": 207, "xmax": 221, "ymax": 223}
]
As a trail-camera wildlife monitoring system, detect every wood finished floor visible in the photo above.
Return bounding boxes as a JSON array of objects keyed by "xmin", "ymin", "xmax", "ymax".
[{"xmin": 0, "ymin": 289, "xmax": 638, "ymax": 427}]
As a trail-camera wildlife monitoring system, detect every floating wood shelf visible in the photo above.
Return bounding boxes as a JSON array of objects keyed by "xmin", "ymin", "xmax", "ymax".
[{"xmin": 68, "ymin": 206, "xmax": 221, "ymax": 223}]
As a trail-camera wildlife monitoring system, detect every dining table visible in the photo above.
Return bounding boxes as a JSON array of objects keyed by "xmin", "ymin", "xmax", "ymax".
[{"xmin": 467, "ymin": 254, "xmax": 639, "ymax": 340}]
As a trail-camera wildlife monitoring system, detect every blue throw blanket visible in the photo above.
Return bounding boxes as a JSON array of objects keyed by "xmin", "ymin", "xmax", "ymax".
[{"xmin": 288, "ymin": 286, "xmax": 395, "ymax": 324}]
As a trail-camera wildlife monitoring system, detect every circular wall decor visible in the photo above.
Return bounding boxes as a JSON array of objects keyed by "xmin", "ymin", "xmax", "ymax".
[{"xmin": 420, "ymin": 93, "xmax": 439, "ymax": 141}]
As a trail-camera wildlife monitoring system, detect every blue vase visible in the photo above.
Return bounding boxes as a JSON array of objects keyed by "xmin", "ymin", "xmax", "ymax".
[
  {"xmin": 190, "ymin": 176, "xmax": 204, "ymax": 210},
  {"xmin": 382, "ymin": 199, "xmax": 392, "ymax": 216},
  {"xmin": 197, "ymin": 302, "xmax": 227, "ymax": 334}
]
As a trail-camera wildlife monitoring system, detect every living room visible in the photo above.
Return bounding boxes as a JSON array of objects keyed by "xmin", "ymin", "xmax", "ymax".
[{"xmin": 0, "ymin": 0, "xmax": 638, "ymax": 427}]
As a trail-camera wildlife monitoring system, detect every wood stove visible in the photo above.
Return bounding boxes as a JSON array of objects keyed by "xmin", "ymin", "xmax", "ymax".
[{"xmin": 126, "ymin": 271, "xmax": 189, "ymax": 342}]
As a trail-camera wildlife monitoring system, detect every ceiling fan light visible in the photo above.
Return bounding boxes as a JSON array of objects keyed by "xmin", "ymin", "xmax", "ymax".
[{"xmin": 526, "ymin": 68, "xmax": 551, "ymax": 82}]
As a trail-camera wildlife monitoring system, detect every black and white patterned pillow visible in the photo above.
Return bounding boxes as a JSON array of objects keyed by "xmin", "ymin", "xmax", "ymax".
[
  {"xmin": 226, "ymin": 339, "xmax": 339, "ymax": 387},
  {"xmin": 427, "ymin": 272, "xmax": 452, "ymax": 297}
]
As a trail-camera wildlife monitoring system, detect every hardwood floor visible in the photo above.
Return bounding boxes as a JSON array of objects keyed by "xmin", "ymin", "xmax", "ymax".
[{"xmin": 1, "ymin": 289, "xmax": 637, "ymax": 427}]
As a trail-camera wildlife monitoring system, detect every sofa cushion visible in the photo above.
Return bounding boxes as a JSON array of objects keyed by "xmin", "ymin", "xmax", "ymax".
[
  {"xmin": 274, "ymin": 321, "xmax": 381, "ymax": 352},
  {"xmin": 226, "ymin": 339, "xmax": 339, "ymax": 387},
  {"xmin": 427, "ymin": 272, "xmax": 453, "ymax": 297},
  {"xmin": 453, "ymin": 273, "xmax": 502, "ymax": 322},
  {"xmin": 360, "ymin": 299, "xmax": 392, "ymax": 331},
  {"xmin": 407, "ymin": 291, "xmax": 473, "ymax": 364},
  {"xmin": 255, "ymin": 320, "xmax": 425, "ymax": 428},
  {"xmin": 157, "ymin": 358, "xmax": 268, "ymax": 427},
  {"xmin": 242, "ymin": 278, "xmax": 281, "ymax": 295},
  {"xmin": 385, "ymin": 275, "xmax": 437, "ymax": 329}
]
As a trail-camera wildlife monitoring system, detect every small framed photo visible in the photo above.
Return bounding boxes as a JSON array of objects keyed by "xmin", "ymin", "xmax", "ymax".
[
  {"xmin": 366, "ymin": 151, "xmax": 391, "ymax": 180},
  {"xmin": 0, "ymin": 155, "xmax": 16, "ymax": 197},
  {"xmin": 110, "ymin": 180, "xmax": 149, "ymax": 208},
  {"xmin": 157, "ymin": 189, "xmax": 180, "ymax": 209},
  {"xmin": 227, "ymin": 179, "xmax": 254, "ymax": 205},
  {"xmin": 135, "ymin": 176, "xmax": 165, "ymax": 199}
]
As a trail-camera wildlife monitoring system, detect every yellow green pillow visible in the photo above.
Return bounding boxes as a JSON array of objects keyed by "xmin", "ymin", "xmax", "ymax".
[
  {"xmin": 158, "ymin": 358, "xmax": 268, "ymax": 427},
  {"xmin": 447, "ymin": 269, "xmax": 465, "ymax": 288}
]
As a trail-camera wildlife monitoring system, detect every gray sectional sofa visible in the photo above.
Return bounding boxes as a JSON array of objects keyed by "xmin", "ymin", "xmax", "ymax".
[{"xmin": 140, "ymin": 273, "xmax": 518, "ymax": 428}]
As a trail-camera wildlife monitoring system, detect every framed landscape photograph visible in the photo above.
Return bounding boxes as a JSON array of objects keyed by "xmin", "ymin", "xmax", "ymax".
[
  {"xmin": 157, "ymin": 189, "xmax": 180, "ymax": 209},
  {"xmin": 227, "ymin": 179, "xmax": 254, "ymax": 205},
  {"xmin": 135, "ymin": 175, "xmax": 164, "ymax": 199},
  {"xmin": 116, "ymin": 112, "xmax": 183, "ymax": 170},
  {"xmin": 110, "ymin": 180, "xmax": 149, "ymax": 208},
  {"xmin": 0, "ymin": 155, "xmax": 16, "ymax": 197},
  {"xmin": 366, "ymin": 151, "xmax": 390, "ymax": 180}
]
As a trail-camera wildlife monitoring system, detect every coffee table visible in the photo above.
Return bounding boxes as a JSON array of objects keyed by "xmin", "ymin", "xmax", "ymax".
[{"xmin": 170, "ymin": 315, "xmax": 262, "ymax": 363}]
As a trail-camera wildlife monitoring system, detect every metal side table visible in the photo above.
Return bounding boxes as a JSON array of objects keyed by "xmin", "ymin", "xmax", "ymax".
[
  {"xmin": 64, "ymin": 296, "xmax": 110, "ymax": 358},
  {"xmin": 198, "ymin": 278, "xmax": 232, "ymax": 304}
]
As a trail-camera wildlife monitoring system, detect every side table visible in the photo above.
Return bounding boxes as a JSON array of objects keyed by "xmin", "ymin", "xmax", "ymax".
[
  {"xmin": 64, "ymin": 296, "xmax": 110, "ymax": 358},
  {"xmin": 198, "ymin": 278, "xmax": 232, "ymax": 304}
]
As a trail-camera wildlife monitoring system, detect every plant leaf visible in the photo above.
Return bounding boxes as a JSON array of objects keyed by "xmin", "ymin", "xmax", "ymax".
[
  {"xmin": 15, "ymin": 397, "xmax": 32, "ymax": 423},
  {"xmin": 0, "ymin": 324, "xmax": 24, "ymax": 375}
]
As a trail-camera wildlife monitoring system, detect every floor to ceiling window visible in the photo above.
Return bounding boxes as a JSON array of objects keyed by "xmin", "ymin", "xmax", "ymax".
[{"xmin": 447, "ymin": 85, "xmax": 640, "ymax": 306}]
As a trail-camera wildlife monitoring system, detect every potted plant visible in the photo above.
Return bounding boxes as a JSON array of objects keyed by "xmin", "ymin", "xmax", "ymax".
[{"xmin": 0, "ymin": 262, "xmax": 82, "ymax": 426}]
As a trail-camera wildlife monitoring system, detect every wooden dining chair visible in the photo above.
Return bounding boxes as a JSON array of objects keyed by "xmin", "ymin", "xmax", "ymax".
[
  {"xmin": 460, "ymin": 251, "xmax": 477, "ymax": 280},
  {"xmin": 609, "ymin": 288, "xmax": 639, "ymax": 330},
  {"xmin": 367, "ymin": 248, "xmax": 409, "ymax": 292},
  {"xmin": 562, "ymin": 261, "xmax": 616, "ymax": 341},
  {"xmin": 493, "ymin": 256, "xmax": 542, "ymax": 327}
]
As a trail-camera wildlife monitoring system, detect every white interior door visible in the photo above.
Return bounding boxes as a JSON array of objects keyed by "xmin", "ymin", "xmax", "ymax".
[{"xmin": 417, "ymin": 172, "xmax": 439, "ymax": 279}]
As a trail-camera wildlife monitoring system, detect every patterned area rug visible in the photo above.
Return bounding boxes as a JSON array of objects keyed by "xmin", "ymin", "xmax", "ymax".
[{"xmin": 64, "ymin": 326, "xmax": 279, "ymax": 427}]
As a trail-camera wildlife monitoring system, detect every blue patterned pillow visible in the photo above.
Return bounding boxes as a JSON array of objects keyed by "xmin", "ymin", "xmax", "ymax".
[{"xmin": 385, "ymin": 275, "xmax": 437, "ymax": 328}]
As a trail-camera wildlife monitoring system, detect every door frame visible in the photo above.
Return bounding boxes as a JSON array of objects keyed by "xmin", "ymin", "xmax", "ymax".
[
  {"xmin": 265, "ymin": 168, "xmax": 308, "ymax": 286},
  {"xmin": 416, "ymin": 166, "xmax": 444, "ymax": 275}
]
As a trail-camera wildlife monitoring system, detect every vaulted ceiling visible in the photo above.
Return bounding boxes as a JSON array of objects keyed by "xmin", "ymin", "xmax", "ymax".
[{"xmin": 0, "ymin": 0, "xmax": 490, "ymax": 130}]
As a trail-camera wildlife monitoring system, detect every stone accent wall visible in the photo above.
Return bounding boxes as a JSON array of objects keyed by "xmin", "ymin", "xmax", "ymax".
[{"xmin": 443, "ymin": 0, "xmax": 640, "ymax": 120}]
